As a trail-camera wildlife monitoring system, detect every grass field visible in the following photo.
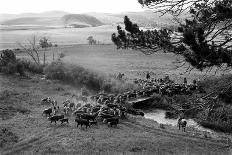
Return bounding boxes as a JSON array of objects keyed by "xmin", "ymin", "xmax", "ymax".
[
  {"xmin": 16, "ymin": 44, "xmax": 224, "ymax": 83},
  {"xmin": 42, "ymin": 44, "xmax": 223, "ymax": 83},
  {"xmin": 0, "ymin": 25, "xmax": 116, "ymax": 49}
]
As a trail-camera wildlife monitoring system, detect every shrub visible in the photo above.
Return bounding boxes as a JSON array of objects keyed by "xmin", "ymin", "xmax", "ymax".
[
  {"xmin": 59, "ymin": 53, "xmax": 65, "ymax": 58},
  {"xmin": 44, "ymin": 61, "xmax": 137, "ymax": 93},
  {"xmin": 20, "ymin": 60, "xmax": 44, "ymax": 74},
  {"xmin": 199, "ymin": 120, "xmax": 232, "ymax": 133},
  {"xmin": 0, "ymin": 49, "xmax": 16, "ymax": 66},
  {"xmin": 0, "ymin": 49, "xmax": 25, "ymax": 76}
]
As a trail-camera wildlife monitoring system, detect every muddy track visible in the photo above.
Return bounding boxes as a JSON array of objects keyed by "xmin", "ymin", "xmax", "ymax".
[
  {"xmin": 1, "ymin": 128, "xmax": 52, "ymax": 155},
  {"xmin": 122, "ymin": 120, "xmax": 230, "ymax": 148}
]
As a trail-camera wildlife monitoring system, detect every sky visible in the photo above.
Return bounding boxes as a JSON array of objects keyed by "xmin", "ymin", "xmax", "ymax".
[{"xmin": 0, "ymin": 0, "xmax": 145, "ymax": 14}]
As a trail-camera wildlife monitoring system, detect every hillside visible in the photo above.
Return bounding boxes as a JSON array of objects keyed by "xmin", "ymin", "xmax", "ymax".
[
  {"xmin": 1, "ymin": 14, "xmax": 104, "ymax": 28},
  {"xmin": 0, "ymin": 10, "xmax": 179, "ymax": 28},
  {"xmin": 0, "ymin": 11, "xmax": 69, "ymax": 22},
  {"xmin": 0, "ymin": 73, "xmax": 230, "ymax": 154},
  {"xmin": 62, "ymin": 14, "xmax": 104, "ymax": 27},
  {"xmin": 1, "ymin": 17, "xmax": 62, "ymax": 26}
]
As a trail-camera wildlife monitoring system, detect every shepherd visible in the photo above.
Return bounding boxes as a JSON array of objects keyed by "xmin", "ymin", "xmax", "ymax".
[
  {"xmin": 178, "ymin": 118, "xmax": 187, "ymax": 132},
  {"xmin": 146, "ymin": 72, "xmax": 150, "ymax": 80}
]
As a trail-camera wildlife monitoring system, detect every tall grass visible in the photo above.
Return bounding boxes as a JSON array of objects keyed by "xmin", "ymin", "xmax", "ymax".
[
  {"xmin": 20, "ymin": 59, "xmax": 44, "ymax": 74},
  {"xmin": 44, "ymin": 61, "xmax": 137, "ymax": 93}
]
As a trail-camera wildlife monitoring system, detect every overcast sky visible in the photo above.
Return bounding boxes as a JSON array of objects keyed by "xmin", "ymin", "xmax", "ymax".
[{"xmin": 1, "ymin": 0, "xmax": 145, "ymax": 14}]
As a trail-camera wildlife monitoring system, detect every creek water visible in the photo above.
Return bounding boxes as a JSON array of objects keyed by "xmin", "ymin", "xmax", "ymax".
[{"xmin": 144, "ymin": 109, "xmax": 213, "ymax": 133}]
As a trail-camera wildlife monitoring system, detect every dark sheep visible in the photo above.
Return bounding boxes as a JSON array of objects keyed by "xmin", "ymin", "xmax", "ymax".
[
  {"xmin": 42, "ymin": 108, "xmax": 52, "ymax": 116},
  {"xmin": 75, "ymin": 118, "xmax": 90, "ymax": 129},
  {"xmin": 48, "ymin": 115, "xmax": 64, "ymax": 124}
]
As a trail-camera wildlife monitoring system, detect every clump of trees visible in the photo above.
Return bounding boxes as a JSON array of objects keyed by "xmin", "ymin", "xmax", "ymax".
[
  {"xmin": 18, "ymin": 35, "xmax": 54, "ymax": 65},
  {"xmin": 112, "ymin": 0, "xmax": 232, "ymax": 72},
  {"xmin": 0, "ymin": 49, "xmax": 44, "ymax": 75},
  {"xmin": 0, "ymin": 49, "xmax": 24, "ymax": 75},
  {"xmin": 87, "ymin": 36, "xmax": 97, "ymax": 45}
]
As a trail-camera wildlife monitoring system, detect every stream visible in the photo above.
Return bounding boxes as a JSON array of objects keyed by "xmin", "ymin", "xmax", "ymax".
[{"xmin": 144, "ymin": 109, "xmax": 213, "ymax": 133}]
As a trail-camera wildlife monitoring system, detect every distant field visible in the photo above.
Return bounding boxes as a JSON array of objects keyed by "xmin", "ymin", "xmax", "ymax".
[
  {"xmin": 1, "ymin": 25, "xmax": 226, "ymax": 82},
  {"xmin": 0, "ymin": 25, "xmax": 116, "ymax": 49},
  {"xmin": 34, "ymin": 44, "xmax": 218, "ymax": 83}
]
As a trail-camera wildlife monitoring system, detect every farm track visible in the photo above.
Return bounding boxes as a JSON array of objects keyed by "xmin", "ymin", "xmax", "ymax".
[
  {"xmin": 1, "ymin": 119, "xmax": 231, "ymax": 155},
  {"xmin": 124, "ymin": 120, "xmax": 230, "ymax": 147}
]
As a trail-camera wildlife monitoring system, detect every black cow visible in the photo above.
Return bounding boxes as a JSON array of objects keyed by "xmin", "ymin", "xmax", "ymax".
[
  {"xmin": 108, "ymin": 121, "xmax": 118, "ymax": 127},
  {"xmin": 89, "ymin": 120, "xmax": 98, "ymax": 126},
  {"xmin": 48, "ymin": 115, "xmax": 64, "ymax": 124},
  {"xmin": 103, "ymin": 117, "xmax": 119, "ymax": 124},
  {"xmin": 80, "ymin": 113, "xmax": 98, "ymax": 121},
  {"xmin": 75, "ymin": 118, "xmax": 90, "ymax": 129},
  {"xmin": 60, "ymin": 118, "xmax": 69, "ymax": 124},
  {"xmin": 42, "ymin": 108, "xmax": 52, "ymax": 116}
]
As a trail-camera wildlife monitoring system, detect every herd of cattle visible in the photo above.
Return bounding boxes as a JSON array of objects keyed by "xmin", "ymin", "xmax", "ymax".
[
  {"xmin": 41, "ymin": 77, "xmax": 199, "ymax": 129},
  {"xmin": 42, "ymin": 96, "xmax": 127, "ymax": 129},
  {"xmin": 133, "ymin": 78, "xmax": 199, "ymax": 97}
]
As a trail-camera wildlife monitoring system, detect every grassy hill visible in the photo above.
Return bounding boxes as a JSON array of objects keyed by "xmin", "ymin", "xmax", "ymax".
[
  {"xmin": 0, "ymin": 10, "xmax": 178, "ymax": 27},
  {"xmin": 62, "ymin": 14, "xmax": 104, "ymax": 27},
  {"xmin": 1, "ymin": 14, "xmax": 104, "ymax": 28},
  {"xmin": 1, "ymin": 17, "xmax": 62, "ymax": 26}
]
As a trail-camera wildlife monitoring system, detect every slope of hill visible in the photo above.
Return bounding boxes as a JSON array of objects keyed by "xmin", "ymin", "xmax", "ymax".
[
  {"xmin": 1, "ymin": 14, "xmax": 104, "ymax": 28},
  {"xmin": 62, "ymin": 14, "xmax": 104, "ymax": 27},
  {"xmin": 1, "ymin": 17, "xmax": 62, "ymax": 26},
  {"xmin": 0, "ymin": 11, "xmax": 69, "ymax": 22},
  {"xmin": 0, "ymin": 10, "xmax": 178, "ymax": 28},
  {"xmin": 86, "ymin": 12, "xmax": 123, "ymax": 24}
]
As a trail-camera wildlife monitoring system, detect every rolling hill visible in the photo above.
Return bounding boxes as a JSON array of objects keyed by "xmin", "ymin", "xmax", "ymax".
[
  {"xmin": 62, "ymin": 14, "xmax": 104, "ymax": 27},
  {"xmin": 0, "ymin": 10, "xmax": 179, "ymax": 28},
  {"xmin": 1, "ymin": 14, "xmax": 104, "ymax": 28}
]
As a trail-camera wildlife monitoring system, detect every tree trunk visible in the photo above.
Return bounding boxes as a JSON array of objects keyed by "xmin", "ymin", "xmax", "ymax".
[
  {"xmin": 44, "ymin": 51, "xmax": 45, "ymax": 65},
  {"xmin": 53, "ymin": 52, "xmax": 54, "ymax": 61}
]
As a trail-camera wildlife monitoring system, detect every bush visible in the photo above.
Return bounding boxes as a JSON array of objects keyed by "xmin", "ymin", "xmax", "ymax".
[
  {"xmin": 44, "ymin": 61, "xmax": 137, "ymax": 93},
  {"xmin": 59, "ymin": 53, "xmax": 65, "ymax": 58},
  {"xmin": 199, "ymin": 120, "xmax": 232, "ymax": 133},
  {"xmin": 20, "ymin": 60, "xmax": 44, "ymax": 74},
  {"xmin": 0, "ymin": 49, "xmax": 25, "ymax": 76}
]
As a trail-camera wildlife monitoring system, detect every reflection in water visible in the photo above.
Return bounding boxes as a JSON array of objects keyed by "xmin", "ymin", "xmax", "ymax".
[{"xmin": 144, "ymin": 109, "xmax": 213, "ymax": 133}]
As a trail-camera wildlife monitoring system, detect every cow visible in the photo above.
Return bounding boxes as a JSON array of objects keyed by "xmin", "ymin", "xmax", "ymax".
[
  {"xmin": 48, "ymin": 115, "xmax": 64, "ymax": 124},
  {"xmin": 108, "ymin": 120, "xmax": 118, "ymax": 127},
  {"xmin": 73, "ymin": 110, "xmax": 86, "ymax": 118},
  {"xmin": 89, "ymin": 120, "xmax": 98, "ymax": 126},
  {"xmin": 42, "ymin": 108, "xmax": 53, "ymax": 116},
  {"xmin": 80, "ymin": 113, "xmax": 98, "ymax": 121},
  {"xmin": 75, "ymin": 118, "xmax": 90, "ymax": 129},
  {"xmin": 60, "ymin": 118, "xmax": 69, "ymax": 124},
  {"xmin": 103, "ymin": 117, "xmax": 119, "ymax": 124}
]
